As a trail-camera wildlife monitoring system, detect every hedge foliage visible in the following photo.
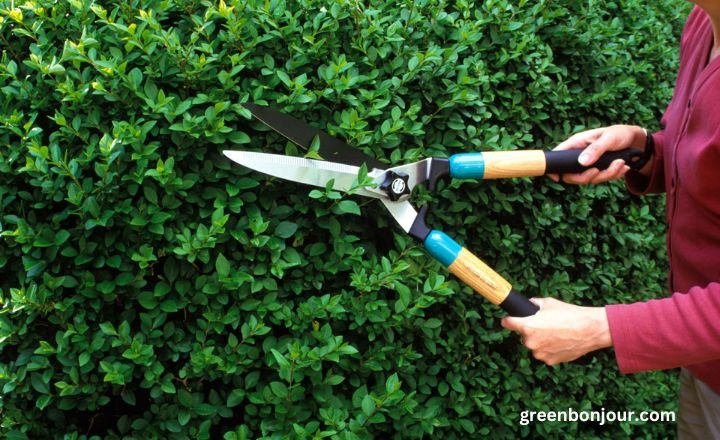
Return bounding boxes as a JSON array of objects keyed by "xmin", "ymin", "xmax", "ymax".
[{"xmin": 1, "ymin": 0, "xmax": 690, "ymax": 438}]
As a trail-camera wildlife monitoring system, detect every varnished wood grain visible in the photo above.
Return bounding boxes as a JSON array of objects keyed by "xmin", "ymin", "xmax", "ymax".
[
  {"xmin": 482, "ymin": 150, "xmax": 546, "ymax": 179},
  {"xmin": 448, "ymin": 248, "xmax": 513, "ymax": 304}
]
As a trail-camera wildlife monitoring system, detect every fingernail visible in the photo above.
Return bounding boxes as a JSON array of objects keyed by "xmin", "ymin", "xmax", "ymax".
[{"xmin": 578, "ymin": 152, "xmax": 590, "ymax": 165}]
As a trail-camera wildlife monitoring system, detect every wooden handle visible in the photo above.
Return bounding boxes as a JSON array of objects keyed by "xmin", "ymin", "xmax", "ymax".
[
  {"xmin": 424, "ymin": 231, "xmax": 539, "ymax": 316},
  {"xmin": 448, "ymin": 248, "xmax": 512, "ymax": 304},
  {"xmin": 481, "ymin": 150, "xmax": 546, "ymax": 179}
]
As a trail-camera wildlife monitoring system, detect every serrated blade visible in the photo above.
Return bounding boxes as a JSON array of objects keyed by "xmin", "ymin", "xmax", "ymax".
[
  {"xmin": 244, "ymin": 103, "xmax": 384, "ymax": 170},
  {"xmin": 223, "ymin": 151, "xmax": 385, "ymax": 199}
]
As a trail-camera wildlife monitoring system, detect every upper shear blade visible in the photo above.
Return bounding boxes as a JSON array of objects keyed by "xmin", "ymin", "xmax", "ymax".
[{"xmin": 243, "ymin": 103, "xmax": 385, "ymax": 170}]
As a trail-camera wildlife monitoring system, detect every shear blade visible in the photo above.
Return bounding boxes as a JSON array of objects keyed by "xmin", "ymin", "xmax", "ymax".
[
  {"xmin": 223, "ymin": 151, "xmax": 385, "ymax": 199},
  {"xmin": 243, "ymin": 103, "xmax": 385, "ymax": 170}
]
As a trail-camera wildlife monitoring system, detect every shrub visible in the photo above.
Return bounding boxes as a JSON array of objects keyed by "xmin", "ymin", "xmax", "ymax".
[{"xmin": 0, "ymin": 1, "xmax": 690, "ymax": 438}]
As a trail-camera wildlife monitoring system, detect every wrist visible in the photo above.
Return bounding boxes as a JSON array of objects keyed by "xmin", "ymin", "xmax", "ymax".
[{"xmin": 586, "ymin": 306, "xmax": 613, "ymax": 350}]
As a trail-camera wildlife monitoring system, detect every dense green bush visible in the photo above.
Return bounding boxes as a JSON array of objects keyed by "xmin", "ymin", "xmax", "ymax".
[{"xmin": 0, "ymin": 0, "xmax": 690, "ymax": 438}]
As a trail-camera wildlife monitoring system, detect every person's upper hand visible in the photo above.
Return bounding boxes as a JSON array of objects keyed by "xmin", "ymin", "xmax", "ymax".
[{"xmin": 549, "ymin": 125, "xmax": 647, "ymax": 185}]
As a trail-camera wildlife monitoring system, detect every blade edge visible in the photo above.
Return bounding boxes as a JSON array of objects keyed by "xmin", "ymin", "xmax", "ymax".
[{"xmin": 223, "ymin": 151, "xmax": 383, "ymax": 199}]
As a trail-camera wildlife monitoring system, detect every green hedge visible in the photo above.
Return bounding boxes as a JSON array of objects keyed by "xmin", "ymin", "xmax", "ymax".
[{"xmin": 0, "ymin": 1, "xmax": 689, "ymax": 438}]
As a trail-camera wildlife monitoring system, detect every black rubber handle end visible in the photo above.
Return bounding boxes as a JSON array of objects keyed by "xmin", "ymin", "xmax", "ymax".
[
  {"xmin": 545, "ymin": 148, "xmax": 645, "ymax": 174},
  {"xmin": 500, "ymin": 289, "xmax": 539, "ymax": 317}
]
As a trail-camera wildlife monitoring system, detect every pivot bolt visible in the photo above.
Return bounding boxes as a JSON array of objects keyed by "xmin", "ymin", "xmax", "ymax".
[{"xmin": 381, "ymin": 171, "xmax": 411, "ymax": 201}]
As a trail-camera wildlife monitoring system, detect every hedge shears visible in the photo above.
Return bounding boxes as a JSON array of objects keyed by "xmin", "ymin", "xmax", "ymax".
[{"xmin": 224, "ymin": 104, "xmax": 647, "ymax": 318}]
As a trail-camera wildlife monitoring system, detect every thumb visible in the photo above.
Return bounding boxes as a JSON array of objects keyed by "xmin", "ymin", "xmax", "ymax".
[
  {"xmin": 578, "ymin": 134, "xmax": 614, "ymax": 166},
  {"xmin": 502, "ymin": 297, "xmax": 550, "ymax": 331},
  {"xmin": 528, "ymin": 297, "xmax": 549, "ymax": 309}
]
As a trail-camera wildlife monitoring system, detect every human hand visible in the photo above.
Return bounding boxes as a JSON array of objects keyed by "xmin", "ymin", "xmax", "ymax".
[
  {"xmin": 549, "ymin": 125, "xmax": 647, "ymax": 185},
  {"xmin": 501, "ymin": 297, "xmax": 613, "ymax": 366}
]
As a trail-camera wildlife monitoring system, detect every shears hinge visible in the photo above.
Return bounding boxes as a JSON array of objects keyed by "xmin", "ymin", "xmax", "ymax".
[{"xmin": 380, "ymin": 171, "xmax": 412, "ymax": 201}]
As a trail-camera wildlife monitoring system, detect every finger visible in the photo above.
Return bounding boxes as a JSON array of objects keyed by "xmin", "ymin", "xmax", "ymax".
[
  {"xmin": 589, "ymin": 159, "xmax": 627, "ymax": 184},
  {"xmin": 529, "ymin": 297, "xmax": 547, "ymax": 309},
  {"xmin": 619, "ymin": 164, "xmax": 631, "ymax": 178},
  {"xmin": 554, "ymin": 128, "xmax": 604, "ymax": 151},
  {"xmin": 561, "ymin": 168, "xmax": 600, "ymax": 185},
  {"xmin": 548, "ymin": 173, "xmax": 560, "ymax": 182},
  {"xmin": 501, "ymin": 316, "xmax": 525, "ymax": 333},
  {"xmin": 578, "ymin": 132, "xmax": 618, "ymax": 166},
  {"xmin": 578, "ymin": 144, "xmax": 604, "ymax": 166},
  {"xmin": 530, "ymin": 297, "xmax": 564, "ymax": 311}
]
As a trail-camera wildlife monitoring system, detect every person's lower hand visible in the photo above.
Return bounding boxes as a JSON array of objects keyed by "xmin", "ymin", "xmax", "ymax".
[
  {"xmin": 548, "ymin": 125, "xmax": 647, "ymax": 185},
  {"xmin": 501, "ymin": 297, "xmax": 613, "ymax": 365}
]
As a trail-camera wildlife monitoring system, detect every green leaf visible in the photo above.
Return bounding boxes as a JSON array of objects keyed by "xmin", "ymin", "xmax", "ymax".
[
  {"xmin": 277, "ymin": 70, "xmax": 291, "ymax": 86},
  {"xmin": 235, "ymin": 178, "xmax": 259, "ymax": 190},
  {"xmin": 408, "ymin": 55, "xmax": 419, "ymax": 70},
  {"xmin": 216, "ymin": 253, "xmax": 231, "ymax": 277},
  {"xmin": 269, "ymin": 381, "xmax": 288, "ymax": 398},
  {"xmin": 335, "ymin": 200, "xmax": 361, "ymax": 216},
  {"xmin": 424, "ymin": 318, "xmax": 442, "ymax": 329},
  {"xmin": 55, "ymin": 230, "xmax": 71, "ymax": 245},
  {"xmin": 270, "ymin": 348, "xmax": 292, "ymax": 381},
  {"xmin": 275, "ymin": 221, "xmax": 298, "ymax": 239},
  {"xmin": 31, "ymin": 374, "xmax": 50, "ymax": 394},
  {"xmin": 178, "ymin": 389, "xmax": 194, "ymax": 408},
  {"xmin": 79, "ymin": 352, "xmax": 91, "ymax": 367},
  {"xmin": 361, "ymin": 394, "xmax": 375, "ymax": 416},
  {"xmin": 144, "ymin": 185, "xmax": 158, "ymax": 204},
  {"xmin": 309, "ymin": 189, "xmax": 324, "ymax": 199},
  {"xmin": 227, "ymin": 389, "xmax": 245, "ymax": 407},
  {"xmin": 178, "ymin": 410, "xmax": 191, "ymax": 426},
  {"xmin": 196, "ymin": 403, "xmax": 216, "ymax": 416},
  {"xmin": 229, "ymin": 131, "xmax": 251, "ymax": 144},
  {"xmin": 326, "ymin": 375, "xmax": 345, "ymax": 385},
  {"xmin": 385, "ymin": 373, "xmax": 400, "ymax": 394},
  {"xmin": 99, "ymin": 322, "xmax": 117, "ymax": 336},
  {"xmin": 137, "ymin": 291, "xmax": 158, "ymax": 309},
  {"xmin": 394, "ymin": 282, "xmax": 411, "ymax": 313},
  {"xmin": 128, "ymin": 67, "xmax": 143, "ymax": 89},
  {"xmin": 6, "ymin": 431, "xmax": 29, "ymax": 440}
]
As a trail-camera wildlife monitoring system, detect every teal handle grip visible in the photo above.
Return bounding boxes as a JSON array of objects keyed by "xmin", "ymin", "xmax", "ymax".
[
  {"xmin": 424, "ymin": 230, "xmax": 463, "ymax": 266},
  {"xmin": 448, "ymin": 153, "xmax": 485, "ymax": 179},
  {"xmin": 423, "ymin": 230, "xmax": 538, "ymax": 317}
]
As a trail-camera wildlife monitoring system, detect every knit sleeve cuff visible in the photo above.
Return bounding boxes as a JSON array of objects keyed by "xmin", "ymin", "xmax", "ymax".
[
  {"xmin": 625, "ymin": 132, "xmax": 665, "ymax": 195},
  {"xmin": 605, "ymin": 303, "xmax": 642, "ymax": 374}
]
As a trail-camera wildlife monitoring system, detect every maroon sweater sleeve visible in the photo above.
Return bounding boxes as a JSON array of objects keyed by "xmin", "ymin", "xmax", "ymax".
[{"xmin": 606, "ymin": 284, "xmax": 720, "ymax": 373}]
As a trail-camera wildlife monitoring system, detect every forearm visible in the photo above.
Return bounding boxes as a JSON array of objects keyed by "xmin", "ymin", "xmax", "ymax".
[{"xmin": 607, "ymin": 284, "xmax": 720, "ymax": 373}]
